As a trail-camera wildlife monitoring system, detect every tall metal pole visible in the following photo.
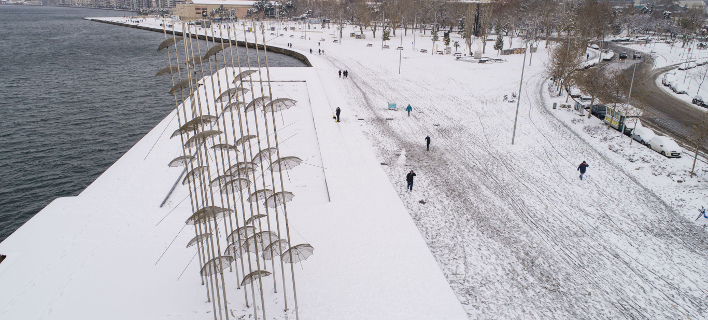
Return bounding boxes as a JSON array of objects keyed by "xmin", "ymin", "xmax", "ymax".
[
  {"xmin": 511, "ymin": 43, "xmax": 528, "ymax": 145},
  {"xmin": 627, "ymin": 61, "xmax": 638, "ymax": 145},
  {"xmin": 399, "ymin": 16, "xmax": 404, "ymax": 74}
]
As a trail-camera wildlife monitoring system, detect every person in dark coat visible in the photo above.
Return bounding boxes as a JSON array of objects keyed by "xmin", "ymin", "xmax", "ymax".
[
  {"xmin": 406, "ymin": 104, "xmax": 412, "ymax": 116},
  {"xmin": 335, "ymin": 107, "xmax": 341, "ymax": 122},
  {"xmin": 578, "ymin": 161, "xmax": 589, "ymax": 180},
  {"xmin": 425, "ymin": 135, "xmax": 431, "ymax": 151},
  {"xmin": 406, "ymin": 170, "xmax": 416, "ymax": 191},
  {"xmin": 338, "ymin": 70, "xmax": 342, "ymax": 78}
]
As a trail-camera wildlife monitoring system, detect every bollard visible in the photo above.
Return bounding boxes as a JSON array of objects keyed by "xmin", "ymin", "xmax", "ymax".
[{"xmin": 553, "ymin": 102, "xmax": 557, "ymax": 109}]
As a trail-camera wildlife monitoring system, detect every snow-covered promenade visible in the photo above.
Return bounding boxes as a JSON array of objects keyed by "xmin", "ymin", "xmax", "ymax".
[{"xmin": 2, "ymin": 15, "xmax": 708, "ymax": 320}]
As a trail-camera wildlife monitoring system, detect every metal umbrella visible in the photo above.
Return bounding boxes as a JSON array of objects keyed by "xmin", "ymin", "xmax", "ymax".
[
  {"xmin": 244, "ymin": 96, "xmax": 271, "ymax": 113},
  {"xmin": 169, "ymin": 77, "xmax": 198, "ymax": 94},
  {"xmin": 227, "ymin": 225, "xmax": 257, "ymax": 244},
  {"xmin": 232, "ymin": 69, "xmax": 258, "ymax": 84},
  {"xmin": 227, "ymin": 161, "xmax": 256, "ymax": 174},
  {"xmin": 212, "ymin": 143, "xmax": 238, "ymax": 152},
  {"xmin": 265, "ymin": 191, "xmax": 295, "ymax": 208},
  {"xmin": 251, "ymin": 147, "xmax": 277, "ymax": 166},
  {"xmin": 155, "ymin": 65, "xmax": 180, "ymax": 77},
  {"xmin": 264, "ymin": 98, "xmax": 297, "ymax": 113},
  {"xmin": 203, "ymin": 43, "xmax": 230, "ymax": 60},
  {"xmin": 168, "ymin": 155, "xmax": 195, "ymax": 167},
  {"xmin": 263, "ymin": 239, "xmax": 289, "ymax": 260},
  {"xmin": 185, "ymin": 55, "xmax": 203, "ymax": 66},
  {"xmin": 182, "ymin": 166, "xmax": 207, "ymax": 185},
  {"xmin": 184, "ymin": 130, "xmax": 222, "ymax": 148},
  {"xmin": 219, "ymin": 178, "xmax": 250, "ymax": 195},
  {"xmin": 268, "ymin": 156, "xmax": 302, "ymax": 172},
  {"xmin": 240, "ymin": 270, "xmax": 271, "ymax": 286},
  {"xmin": 185, "ymin": 206, "xmax": 233, "ymax": 225},
  {"xmin": 228, "ymin": 167, "xmax": 254, "ymax": 179},
  {"xmin": 171, "ymin": 115, "xmax": 219, "ymax": 138},
  {"xmin": 281, "ymin": 244, "xmax": 314, "ymax": 263},
  {"xmin": 186, "ymin": 232, "xmax": 212, "ymax": 248},
  {"xmin": 247, "ymin": 189, "xmax": 274, "ymax": 203},
  {"xmin": 200, "ymin": 256, "xmax": 234, "ymax": 276},
  {"xmin": 157, "ymin": 36, "xmax": 182, "ymax": 52},
  {"xmin": 234, "ymin": 135, "xmax": 257, "ymax": 148},
  {"xmin": 224, "ymin": 242, "xmax": 245, "ymax": 259},
  {"xmin": 215, "ymin": 87, "xmax": 249, "ymax": 105},
  {"xmin": 245, "ymin": 214, "xmax": 267, "ymax": 226},
  {"xmin": 244, "ymin": 231, "xmax": 280, "ymax": 252}
]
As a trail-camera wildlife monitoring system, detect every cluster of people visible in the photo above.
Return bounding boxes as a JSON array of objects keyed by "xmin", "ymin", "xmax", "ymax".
[
  {"xmin": 286, "ymin": 43, "xmax": 293, "ymax": 48},
  {"xmin": 338, "ymin": 70, "xmax": 349, "ymax": 78}
]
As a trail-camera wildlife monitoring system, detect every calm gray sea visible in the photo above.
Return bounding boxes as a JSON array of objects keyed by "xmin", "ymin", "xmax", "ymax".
[{"xmin": 0, "ymin": 5, "xmax": 305, "ymax": 242}]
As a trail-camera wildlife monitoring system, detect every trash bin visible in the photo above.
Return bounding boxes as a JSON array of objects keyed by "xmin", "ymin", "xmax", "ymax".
[{"xmin": 553, "ymin": 102, "xmax": 557, "ymax": 109}]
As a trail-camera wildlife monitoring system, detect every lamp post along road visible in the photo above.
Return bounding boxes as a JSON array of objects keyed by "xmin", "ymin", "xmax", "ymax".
[{"xmin": 511, "ymin": 43, "xmax": 528, "ymax": 145}]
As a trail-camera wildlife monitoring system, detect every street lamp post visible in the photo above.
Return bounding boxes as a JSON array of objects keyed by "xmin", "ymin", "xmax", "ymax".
[{"xmin": 511, "ymin": 42, "xmax": 528, "ymax": 145}]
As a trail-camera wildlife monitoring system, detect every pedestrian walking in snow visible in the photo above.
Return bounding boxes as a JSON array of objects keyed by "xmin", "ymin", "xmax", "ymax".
[
  {"xmin": 318, "ymin": 48, "xmax": 321, "ymax": 55},
  {"xmin": 406, "ymin": 170, "xmax": 416, "ymax": 191},
  {"xmin": 578, "ymin": 161, "xmax": 589, "ymax": 180},
  {"xmin": 338, "ymin": 70, "xmax": 342, "ymax": 78},
  {"xmin": 425, "ymin": 135, "xmax": 431, "ymax": 151},
  {"xmin": 335, "ymin": 107, "xmax": 341, "ymax": 122},
  {"xmin": 406, "ymin": 104, "xmax": 412, "ymax": 116},
  {"xmin": 310, "ymin": 48, "xmax": 313, "ymax": 54},
  {"xmin": 344, "ymin": 70, "xmax": 348, "ymax": 78}
]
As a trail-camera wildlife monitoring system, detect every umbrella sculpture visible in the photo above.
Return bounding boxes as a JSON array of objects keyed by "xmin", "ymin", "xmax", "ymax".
[
  {"xmin": 244, "ymin": 231, "xmax": 280, "ymax": 252},
  {"xmin": 215, "ymin": 87, "xmax": 249, "ymax": 104},
  {"xmin": 244, "ymin": 96, "xmax": 271, "ymax": 113},
  {"xmin": 240, "ymin": 270, "xmax": 271, "ymax": 286},
  {"xmin": 265, "ymin": 191, "xmax": 295, "ymax": 208},
  {"xmin": 200, "ymin": 256, "xmax": 234, "ymax": 276},
  {"xmin": 251, "ymin": 148, "xmax": 278, "ymax": 166},
  {"xmin": 281, "ymin": 244, "xmax": 314, "ymax": 263},
  {"xmin": 185, "ymin": 206, "xmax": 233, "ymax": 225},
  {"xmin": 155, "ymin": 65, "xmax": 180, "ymax": 77},
  {"xmin": 212, "ymin": 143, "xmax": 238, "ymax": 152},
  {"xmin": 227, "ymin": 161, "xmax": 257, "ymax": 173},
  {"xmin": 228, "ymin": 167, "xmax": 254, "ymax": 179},
  {"xmin": 219, "ymin": 178, "xmax": 250, "ymax": 195},
  {"xmin": 184, "ymin": 130, "xmax": 222, "ymax": 148},
  {"xmin": 157, "ymin": 36, "xmax": 182, "ymax": 52},
  {"xmin": 182, "ymin": 166, "xmax": 207, "ymax": 185},
  {"xmin": 245, "ymin": 214, "xmax": 267, "ymax": 226},
  {"xmin": 268, "ymin": 156, "xmax": 303, "ymax": 172},
  {"xmin": 232, "ymin": 69, "xmax": 258, "ymax": 84},
  {"xmin": 186, "ymin": 232, "xmax": 212, "ymax": 248},
  {"xmin": 263, "ymin": 98, "xmax": 297, "ymax": 113},
  {"xmin": 219, "ymin": 100, "xmax": 245, "ymax": 118},
  {"xmin": 227, "ymin": 225, "xmax": 257, "ymax": 244},
  {"xmin": 247, "ymin": 189, "xmax": 274, "ymax": 203},
  {"xmin": 171, "ymin": 115, "xmax": 219, "ymax": 138},
  {"xmin": 185, "ymin": 55, "xmax": 203, "ymax": 66},
  {"xmin": 169, "ymin": 77, "xmax": 198, "ymax": 94},
  {"xmin": 234, "ymin": 135, "xmax": 257, "ymax": 149},
  {"xmin": 263, "ymin": 239, "xmax": 289, "ymax": 260},
  {"xmin": 203, "ymin": 43, "xmax": 230, "ymax": 60},
  {"xmin": 224, "ymin": 242, "xmax": 246, "ymax": 259},
  {"xmin": 168, "ymin": 155, "xmax": 196, "ymax": 167}
]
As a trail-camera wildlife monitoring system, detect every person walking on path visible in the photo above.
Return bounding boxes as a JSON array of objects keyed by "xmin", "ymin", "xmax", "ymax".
[
  {"xmin": 338, "ymin": 70, "xmax": 342, "ymax": 78},
  {"xmin": 335, "ymin": 107, "xmax": 341, "ymax": 122},
  {"xmin": 425, "ymin": 135, "xmax": 431, "ymax": 151},
  {"xmin": 578, "ymin": 161, "xmax": 589, "ymax": 180},
  {"xmin": 406, "ymin": 170, "xmax": 416, "ymax": 191},
  {"xmin": 406, "ymin": 104, "xmax": 412, "ymax": 116}
]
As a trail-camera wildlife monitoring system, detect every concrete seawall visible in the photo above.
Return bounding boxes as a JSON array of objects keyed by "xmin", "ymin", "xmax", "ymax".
[{"xmin": 85, "ymin": 18, "xmax": 312, "ymax": 67}]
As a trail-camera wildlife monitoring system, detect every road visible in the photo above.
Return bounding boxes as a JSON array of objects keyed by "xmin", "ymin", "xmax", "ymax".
[{"xmin": 607, "ymin": 43, "xmax": 708, "ymax": 155}]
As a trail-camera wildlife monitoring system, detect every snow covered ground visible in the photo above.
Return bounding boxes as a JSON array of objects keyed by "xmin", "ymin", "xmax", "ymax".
[{"xmin": 2, "ymin": 16, "xmax": 708, "ymax": 320}]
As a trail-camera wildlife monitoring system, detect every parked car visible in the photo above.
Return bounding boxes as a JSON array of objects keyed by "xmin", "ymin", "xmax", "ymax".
[
  {"xmin": 632, "ymin": 126, "xmax": 656, "ymax": 145},
  {"xmin": 619, "ymin": 52, "xmax": 628, "ymax": 60},
  {"xmin": 590, "ymin": 44, "xmax": 600, "ymax": 50},
  {"xmin": 567, "ymin": 87, "xmax": 582, "ymax": 98},
  {"xmin": 633, "ymin": 52, "xmax": 642, "ymax": 59},
  {"xmin": 662, "ymin": 73, "xmax": 675, "ymax": 86},
  {"xmin": 671, "ymin": 82, "xmax": 688, "ymax": 94},
  {"xmin": 678, "ymin": 62, "xmax": 697, "ymax": 70},
  {"xmin": 647, "ymin": 136, "xmax": 682, "ymax": 157},
  {"xmin": 693, "ymin": 95, "xmax": 708, "ymax": 108},
  {"xmin": 591, "ymin": 104, "xmax": 607, "ymax": 119}
]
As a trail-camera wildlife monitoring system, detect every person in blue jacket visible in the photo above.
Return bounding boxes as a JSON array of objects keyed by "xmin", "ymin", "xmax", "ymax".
[
  {"xmin": 578, "ymin": 161, "xmax": 589, "ymax": 180},
  {"xmin": 405, "ymin": 104, "xmax": 412, "ymax": 116}
]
